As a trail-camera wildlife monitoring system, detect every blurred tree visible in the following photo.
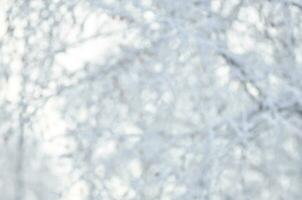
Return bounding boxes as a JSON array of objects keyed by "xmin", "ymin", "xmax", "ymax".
[{"xmin": 1, "ymin": 0, "xmax": 302, "ymax": 200}]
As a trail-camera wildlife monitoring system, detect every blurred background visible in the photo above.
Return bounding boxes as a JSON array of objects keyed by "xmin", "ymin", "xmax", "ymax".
[{"xmin": 1, "ymin": 0, "xmax": 302, "ymax": 199}]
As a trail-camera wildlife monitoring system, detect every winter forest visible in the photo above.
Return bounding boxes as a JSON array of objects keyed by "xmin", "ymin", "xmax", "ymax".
[{"xmin": 1, "ymin": 0, "xmax": 302, "ymax": 199}]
